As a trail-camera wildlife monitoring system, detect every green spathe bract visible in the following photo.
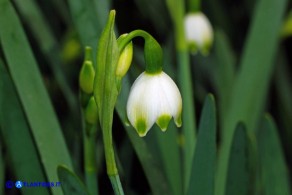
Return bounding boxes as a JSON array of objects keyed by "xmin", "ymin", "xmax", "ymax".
[
  {"xmin": 93, "ymin": 10, "xmax": 124, "ymax": 195},
  {"xmin": 94, "ymin": 10, "xmax": 119, "ymax": 120}
]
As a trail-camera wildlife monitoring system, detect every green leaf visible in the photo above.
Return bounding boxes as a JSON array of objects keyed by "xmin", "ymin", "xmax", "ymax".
[
  {"xmin": 257, "ymin": 115, "xmax": 291, "ymax": 195},
  {"xmin": 222, "ymin": 0, "xmax": 288, "ymax": 138},
  {"xmin": 0, "ymin": 61, "xmax": 49, "ymax": 195},
  {"xmin": 67, "ymin": 0, "xmax": 105, "ymax": 66},
  {"xmin": 213, "ymin": 30, "xmax": 235, "ymax": 124},
  {"xmin": 68, "ymin": 0, "xmax": 101, "ymax": 43},
  {"xmin": 216, "ymin": 0, "xmax": 288, "ymax": 193},
  {"xmin": 275, "ymin": 52, "xmax": 292, "ymax": 149},
  {"xmin": 57, "ymin": 166, "xmax": 90, "ymax": 195},
  {"xmin": 13, "ymin": 0, "xmax": 78, "ymax": 115},
  {"xmin": 223, "ymin": 0, "xmax": 287, "ymax": 137},
  {"xmin": 225, "ymin": 123, "xmax": 249, "ymax": 195},
  {"xmin": 0, "ymin": 2, "xmax": 73, "ymax": 195},
  {"xmin": 133, "ymin": 0, "xmax": 169, "ymax": 33},
  {"xmin": 187, "ymin": 94, "xmax": 216, "ymax": 195},
  {"xmin": 0, "ymin": 136, "xmax": 4, "ymax": 195}
]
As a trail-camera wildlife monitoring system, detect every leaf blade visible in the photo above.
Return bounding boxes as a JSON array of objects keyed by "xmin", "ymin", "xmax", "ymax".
[
  {"xmin": 57, "ymin": 166, "xmax": 90, "ymax": 195},
  {"xmin": 257, "ymin": 115, "xmax": 291, "ymax": 195},
  {"xmin": 0, "ymin": 60, "xmax": 49, "ymax": 195},
  {"xmin": 216, "ymin": 0, "xmax": 288, "ymax": 193},
  {"xmin": 0, "ymin": 2, "xmax": 73, "ymax": 195},
  {"xmin": 225, "ymin": 123, "xmax": 249, "ymax": 195},
  {"xmin": 187, "ymin": 94, "xmax": 216, "ymax": 195}
]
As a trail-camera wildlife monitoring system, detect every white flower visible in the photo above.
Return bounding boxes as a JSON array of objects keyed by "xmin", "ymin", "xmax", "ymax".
[
  {"xmin": 127, "ymin": 71, "xmax": 182, "ymax": 137},
  {"xmin": 184, "ymin": 12, "xmax": 213, "ymax": 54}
]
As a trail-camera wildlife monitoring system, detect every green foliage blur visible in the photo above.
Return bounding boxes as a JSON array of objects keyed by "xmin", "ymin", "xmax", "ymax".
[{"xmin": 0, "ymin": 0, "xmax": 291, "ymax": 195}]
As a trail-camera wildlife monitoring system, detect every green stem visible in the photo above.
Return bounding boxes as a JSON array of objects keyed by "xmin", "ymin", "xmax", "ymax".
[
  {"xmin": 168, "ymin": 0, "xmax": 197, "ymax": 191},
  {"xmin": 93, "ymin": 10, "xmax": 124, "ymax": 195},
  {"xmin": 117, "ymin": 30, "xmax": 163, "ymax": 74},
  {"xmin": 110, "ymin": 175, "xmax": 124, "ymax": 195},
  {"xmin": 118, "ymin": 30, "xmax": 152, "ymax": 51},
  {"xmin": 102, "ymin": 109, "xmax": 117, "ymax": 175},
  {"xmin": 84, "ymin": 123, "xmax": 99, "ymax": 195},
  {"xmin": 101, "ymin": 105, "xmax": 124, "ymax": 195},
  {"xmin": 189, "ymin": 0, "xmax": 201, "ymax": 12},
  {"xmin": 177, "ymin": 50, "xmax": 196, "ymax": 192}
]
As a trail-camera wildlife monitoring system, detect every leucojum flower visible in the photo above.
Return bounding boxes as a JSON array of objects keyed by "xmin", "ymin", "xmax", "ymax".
[
  {"xmin": 184, "ymin": 12, "xmax": 213, "ymax": 55},
  {"xmin": 116, "ymin": 30, "xmax": 182, "ymax": 137},
  {"xmin": 81, "ymin": 10, "xmax": 182, "ymax": 195},
  {"xmin": 127, "ymin": 71, "xmax": 182, "ymax": 136}
]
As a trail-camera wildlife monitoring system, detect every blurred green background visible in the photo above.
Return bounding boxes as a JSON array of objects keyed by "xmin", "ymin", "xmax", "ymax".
[{"xmin": 0, "ymin": 0, "xmax": 291, "ymax": 194}]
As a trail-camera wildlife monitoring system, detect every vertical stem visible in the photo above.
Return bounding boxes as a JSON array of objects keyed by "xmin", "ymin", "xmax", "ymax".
[
  {"xmin": 170, "ymin": 0, "xmax": 197, "ymax": 190},
  {"xmin": 84, "ymin": 124, "xmax": 99, "ymax": 195},
  {"xmin": 189, "ymin": 0, "xmax": 201, "ymax": 12},
  {"xmin": 102, "ymin": 106, "xmax": 125, "ymax": 195},
  {"xmin": 109, "ymin": 175, "xmax": 124, "ymax": 195},
  {"xmin": 177, "ymin": 49, "xmax": 196, "ymax": 192}
]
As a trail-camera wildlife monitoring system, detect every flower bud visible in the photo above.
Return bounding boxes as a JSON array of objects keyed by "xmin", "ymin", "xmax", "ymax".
[
  {"xmin": 281, "ymin": 11, "xmax": 292, "ymax": 38},
  {"xmin": 79, "ymin": 60, "xmax": 95, "ymax": 94},
  {"xmin": 116, "ymin": 34, "xmax": 133, "ymax": 78},
  {"xmin": 184, "ymin": 12, "xmax": 213, "ymax": 55},
  {"xmin": 85, "ymin": 96, "xmax": 98, "ymax": 124}
]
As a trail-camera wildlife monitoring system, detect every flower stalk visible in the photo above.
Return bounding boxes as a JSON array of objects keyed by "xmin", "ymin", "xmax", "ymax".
[
  {"xmin": 93, "ymin": 10, "xmax": 124, "ymax": 195},
  {"xmin": 93, "ymin": 9, "xmax": 181, "ymax": 195},
  {"xmin": 189, "ymin": 0, "xmax": 201, "ymax": 12},
  {"xmin": 165, "ymin": 0, "xmax": 197, "ymax": 192},
  {"xmin": 117, "ymin": 30, "xmax": 163, "ymax": 74},
  {"xmin": 84, "ymin": 123, "xmax": 99, "ymax": 195},
  {"xmin": 79, "ymin": 47, "xmax": 99, "ymax": 195}
]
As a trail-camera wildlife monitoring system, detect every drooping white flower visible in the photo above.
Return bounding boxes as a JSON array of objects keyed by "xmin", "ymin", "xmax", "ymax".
[
  {"xmin": 184, "ymin": 12, "xmax": 213, "ymax": 54},
  {"xmin": 127, "ymin": 71, "xmax": 182, "ymax": 137}
]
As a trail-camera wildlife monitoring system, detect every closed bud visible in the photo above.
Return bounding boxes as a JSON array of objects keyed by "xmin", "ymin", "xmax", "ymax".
[
  {"xmin": 79, "ymin": 60, "xmax": 95, "ymax": 94},
  {"xmin": 116, "ymin": 34, "xmax": 133, "ymax": 79},
  {"xmin": 85, "ymin": 96, "xmax": 98, "ymax": 124}
]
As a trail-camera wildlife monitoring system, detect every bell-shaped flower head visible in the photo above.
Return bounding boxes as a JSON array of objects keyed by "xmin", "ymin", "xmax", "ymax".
[
  {"xmin": 127, "ymin": 71, "xmax": 182, "ymax": 137},
  {"xmin": 184, "ymin": 12, "xmax": 213, "ymax": 55}
]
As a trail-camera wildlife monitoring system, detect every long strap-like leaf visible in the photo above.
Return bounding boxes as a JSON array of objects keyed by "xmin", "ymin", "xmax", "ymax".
[{"xmin": 0, "ymin": 1, "xmax": 72, "ymax": 194}]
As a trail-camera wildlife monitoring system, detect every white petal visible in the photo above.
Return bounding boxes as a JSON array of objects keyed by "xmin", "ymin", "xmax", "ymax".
[
  {"xmin": 184, "ymin": 12, "xmax": 213, "ymax": 48},
  {"xmin": 127, "ymin": 71, "xmax": 183, "ymax": 136},
  {"xmin": 126, "ymin": 72, "xmax": 158, "ymax": 136},
  {"xmin": 158, "ymin": 72, "xmax": 182, "ymax": 123}
]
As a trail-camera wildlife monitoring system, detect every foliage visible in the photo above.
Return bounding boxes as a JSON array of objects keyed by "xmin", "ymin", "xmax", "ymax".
[{"xmin": 0, "ymin": 0, "xmax": 291, "ymax": 194}]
